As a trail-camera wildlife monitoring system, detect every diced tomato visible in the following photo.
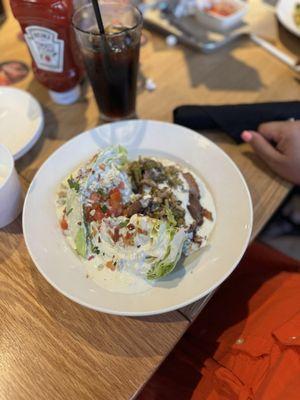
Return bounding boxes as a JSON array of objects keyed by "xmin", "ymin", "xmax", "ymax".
[
  {"xmin": 93, "ymin": 207, "xmax": 104, "ymax": 222},
  {"xmin": 109, "ymin": 187, "xmax": 121, "ymax": 202},
  {"xmin": 60, "ymin": 216, "xmax": 68, "ymax": 230},
  {"xmin": 108, "ymin": 187, "xmax": 123, "ymax": 216}
]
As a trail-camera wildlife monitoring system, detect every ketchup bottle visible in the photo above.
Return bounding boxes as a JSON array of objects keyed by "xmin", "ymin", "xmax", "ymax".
[{"xmin": 10, "ymin": 0, "xmax": 83, "ymax": 104}]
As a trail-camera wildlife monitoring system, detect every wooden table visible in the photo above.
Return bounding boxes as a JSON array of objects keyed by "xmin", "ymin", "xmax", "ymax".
[{"xmin": 0, "ymin": 0, "xmax": 298, "ymax": 398}]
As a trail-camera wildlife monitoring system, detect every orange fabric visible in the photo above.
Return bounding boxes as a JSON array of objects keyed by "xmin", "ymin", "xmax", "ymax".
[{"xmin": 138, "ymin": 242, "xmax": 300, "ymax": 400}]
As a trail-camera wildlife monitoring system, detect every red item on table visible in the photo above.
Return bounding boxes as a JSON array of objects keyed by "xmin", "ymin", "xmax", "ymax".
[
  {"xmin": 10, "ymin": 0, "xmax": 83, "ymax": 104},
  {"xmin": 138, "ymin": 242, "xmax": 300, "ymax": 400},
  {"xmin": 205, "ymin": 1, "xmax": 238, "ymax": 17}
]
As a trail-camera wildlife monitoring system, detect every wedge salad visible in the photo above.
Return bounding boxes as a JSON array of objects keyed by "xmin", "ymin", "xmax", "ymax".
[{"xmin": 56, "ymin": 146, "xmax": 216, "ymax": 290}]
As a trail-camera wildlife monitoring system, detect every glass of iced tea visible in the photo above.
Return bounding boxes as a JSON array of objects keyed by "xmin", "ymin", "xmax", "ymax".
[{"xmin": 72, "ymin": 2, "xmax": 142, "ymax": 122}]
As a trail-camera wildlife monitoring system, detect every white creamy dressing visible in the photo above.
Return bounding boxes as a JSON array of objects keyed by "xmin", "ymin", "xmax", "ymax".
[
  {"xmin": 56, "ymin": 154, "xmax": 216, "ymax": 294},
  {"xmin": 192, "ymin": 172, "xmax": 216, "ymax": 247},
  {"xmin": 85, "ymin": 259, "xmax": 152, "ymax": 294}
]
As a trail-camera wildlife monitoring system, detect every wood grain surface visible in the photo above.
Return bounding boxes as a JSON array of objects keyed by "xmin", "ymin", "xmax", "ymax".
[
  {"xmin": 0, "ymin": 0, "xmax": 298, "ymax": 398},
  {"xmin": 0, "ymin": 177, "xmax": 190, "ymax": 400}
]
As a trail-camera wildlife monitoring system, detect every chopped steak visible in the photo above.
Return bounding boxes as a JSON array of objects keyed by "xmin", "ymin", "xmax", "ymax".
[
  {"xmin": 127, "ymin": 157, "xmax": 212, "ymax": 232},
  {"xmin": 183, "ymin": 172, "xmax": 206, "ymax": 226},
  {"xmin": 183, "ymin": 172, "xmax": 200, "ymax": 199},
  {"xmin": 124, "ymin": 200, "xmax": 143, "ymax": 217},
  {"xmin": 203, "ymin": 208, "xmax": 213, "ymax": 221},
  {"xmin": 187, "ymin": 196, "xmax": 204, "ymax": 226}
]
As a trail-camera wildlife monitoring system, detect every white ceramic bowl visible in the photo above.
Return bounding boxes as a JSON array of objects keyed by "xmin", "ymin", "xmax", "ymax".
[
  {"xmin": 194, "ymin": 0, "xmax": 248, "ymax": 32},
  {"xmin": 0, "ymin": 87, "xmax": 44, "ymax": 160},
  {"xmin": 276, "ymin": 0, "xmax": 300, "ymax": 38},
  {"xmin": 0, "ymin": 144, "xmax": 23, "ymax": 228},
  {"xmin": 23, "ymin": 120, "xmax": 253, "ymax": 316}
]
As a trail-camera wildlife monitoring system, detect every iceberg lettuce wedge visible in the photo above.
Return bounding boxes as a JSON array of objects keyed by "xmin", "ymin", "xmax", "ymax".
[
  {"xmin": 146, "ymin": 227, "xmax": 185, "ymax": 280},
  {"xmin": 65, "ymin": 188, "xmax": 87, "ymax": 258}
]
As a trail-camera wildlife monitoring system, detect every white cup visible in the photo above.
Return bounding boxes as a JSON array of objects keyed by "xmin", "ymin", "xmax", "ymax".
[{"xmin": 0, "ymin": 144, "xmax": 23, "ymax": 228}]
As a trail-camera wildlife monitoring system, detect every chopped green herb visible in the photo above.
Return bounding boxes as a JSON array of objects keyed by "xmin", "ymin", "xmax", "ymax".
[
  {"xmin": 165, "ymin": 202, "xmax": 177, "ymax": 226},
  {"xmin": 118, "ymin": 220, "xmax": 128, "ymax": 228},
  {"xmin": 101, "ymin": 204, "xmax": 108, "ymax": 213},
  {"xmin": 67, "ymin": 176, "xmax": 80, "ymax": 192},
  {"xmin": 66, "ymin": 208, "xmax": 73, "ymax": 216},
  {"xmin": 97, "ymin": 188, "xmax": 105, "ymax": 196},
  {"xmin": 92, "ymin": 246, "xmax": 100, "ymax": 255}
]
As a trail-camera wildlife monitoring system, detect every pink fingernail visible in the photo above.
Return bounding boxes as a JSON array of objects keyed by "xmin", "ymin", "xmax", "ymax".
[{"xmin": 241, "ymin": 130, "xmax": 253, "ymax": 142}]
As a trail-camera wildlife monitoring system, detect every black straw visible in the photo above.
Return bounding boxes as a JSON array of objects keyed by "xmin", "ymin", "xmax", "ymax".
[{"xmin": 91, "ymin": 0, "xmax": 105, "ymax": 35}]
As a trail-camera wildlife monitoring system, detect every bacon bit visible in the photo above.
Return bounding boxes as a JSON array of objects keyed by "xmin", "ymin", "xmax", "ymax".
[
  {"xmin": 123, "ymin": 231, "xmax": 134, "ymax": 246},
  {"xmin": 118, "ymin": 181, "xmax": 125, "ymax": 189},
  {"xmin": 88, "ymin": 255, "xmax": 95, "ymax": 261},
  {"xmin": 203, "ymin": 208, "xmax": 213, "ymax": 221},
  {"xmin": 85, "ymin": 205, "xmax": 104, "ymax": 223},
  {"xmin": 127, "ymin": 223, "xmax": 135, "ymax": 231},
  {"xmin": 60, "ymin": 216, "xmax": 68, "ymax": 230},
  {"xmin": 137, "ymin": 227, "xmax": 147, "ymax": 235},
  {"xmin": 99, "ymin": 163, "xmax": 105, "ymax": 170},
  {"xmin": 108, "ymin": 227, "xmax": 120, "ymax": 243},
  {"xmin": 113, "ymin": 227, "xmax": 120, "ymax": 242},
  {"xmin": 106, "ymin": 260, "xmax": 116, "ymax": 271},
  {"xmin": 125, "ymin": 232, "xmax": 133, "ymax": 240}
]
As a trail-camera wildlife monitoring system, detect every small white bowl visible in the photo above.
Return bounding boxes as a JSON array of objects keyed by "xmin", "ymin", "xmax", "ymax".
[
  {"xmin": 194, "ymin": 0, "xmax": 248, "ymax": 32},
  {"xmin": 0, "ymin": 87, "xmax": 44, "ymax": 160},
  {"xmin": 0, "ymin": 144, "xmax": 23, "ymax": 228}
]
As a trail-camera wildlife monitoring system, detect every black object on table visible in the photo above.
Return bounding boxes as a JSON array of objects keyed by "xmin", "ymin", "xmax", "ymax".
[{"xmin": 174, "ymin": 102, "xmax": 300, "ymax": 144}]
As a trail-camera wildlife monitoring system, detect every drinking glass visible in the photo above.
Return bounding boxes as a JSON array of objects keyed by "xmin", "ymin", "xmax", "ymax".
[{"xmin": 73, "ymin": 2, "xmax": 143, "ymax": 122}]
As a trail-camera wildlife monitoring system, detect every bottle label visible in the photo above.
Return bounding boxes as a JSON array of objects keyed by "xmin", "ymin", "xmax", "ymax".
[{"xmin": 24, "ymin": 26, "xmax": 64, "ymax": 73}]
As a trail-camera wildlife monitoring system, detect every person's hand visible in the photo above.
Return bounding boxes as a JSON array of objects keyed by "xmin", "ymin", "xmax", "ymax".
[{"xmin": 241, "ymin": 120, "xmax": 300, "ymax": 185}]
